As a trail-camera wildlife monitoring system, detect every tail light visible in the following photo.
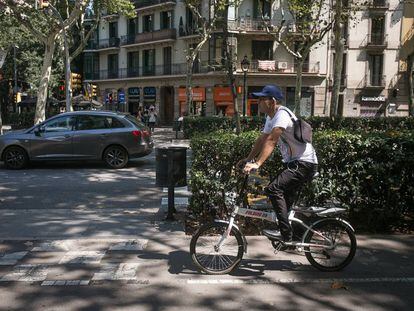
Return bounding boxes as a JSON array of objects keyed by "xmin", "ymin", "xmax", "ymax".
[{"xmin": 132, "ymin": 130, "xmax": 141, "ymax": 137}]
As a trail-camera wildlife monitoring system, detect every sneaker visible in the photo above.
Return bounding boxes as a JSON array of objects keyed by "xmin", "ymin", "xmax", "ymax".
[{"xmin": 262, "ymin": 229, "xmax": 292, "ymax": 242}]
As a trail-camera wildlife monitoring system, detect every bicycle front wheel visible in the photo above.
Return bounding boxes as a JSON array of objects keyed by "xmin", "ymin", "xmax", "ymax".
[
  {"xmin": 304, "ymin": 219, "xmax": 357, "ymax": 272},
  {"xmin": 190, "ymin": 222, "xmax": 244, "ymax": 274}
]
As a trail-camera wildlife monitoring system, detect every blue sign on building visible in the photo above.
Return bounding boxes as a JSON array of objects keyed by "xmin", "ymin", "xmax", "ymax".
[
  {"xmin": 143, "ymin": 87, "xmax": 156, "ymax": 99},
  {"xmin": 128, "ymin": 87, "xmax": 140, "ymax": 97},
  {"xmin": 118, "ymin": 92, "xmax": 125, "ymax": 104}
]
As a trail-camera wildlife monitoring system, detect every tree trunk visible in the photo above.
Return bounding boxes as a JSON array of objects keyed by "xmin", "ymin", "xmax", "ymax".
[
  {"xmin": 330, "ymin": 0, "xmax": 344, "ymax": 117},
  {"xmin": 35, "ymin": 35, "xmax": 56, "ymax": 124},
  {"xmin": 408, "ymin": 55, "xmax": 414, "ymax": 117},
  {"xmin": 0, "ymin": 102, "xmax": 2, "ymax": 135},
  {"xmin": 186, "ymin": 59, "xmax": 194, "ymax": 115},
  {"xmin": 222, "ymin": 3, "xmax": 241, "ymax": 134},
  {"xmin": 294, "ymin": 59, "xmax": 304, "ymax": 115}
]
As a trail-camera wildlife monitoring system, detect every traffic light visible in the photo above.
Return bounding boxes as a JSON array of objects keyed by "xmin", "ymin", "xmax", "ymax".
[
  {"xmin": 108, "ymin": 93, "xmax": 113, "ymax": 104},
  {"xmin": 14, "ymin": 92, "xmax": 21, "ymax": 104},
  {"xmin": 39, "ymin": 0, "xmax": 49, "ymax": 9},
  {"xmin": 91, "ymin": 84, "xmax": 98, "ymax": 97},
  {"xmin": 58, "ymin": 81, "xmax": 65, "ymax": 99},
  {"xmin": 70, "ymin": 73, "xmax": 82, "ymax": 90}
]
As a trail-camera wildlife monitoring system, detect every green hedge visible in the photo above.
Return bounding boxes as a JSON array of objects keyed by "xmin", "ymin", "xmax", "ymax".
[
  {"xmin": 183, "ymin": 116, "xmax": 414, "ymax": 138},
  {"xmin": 5, "ymin": 112, "xmax": 36, "ymax": 129},
  {"xmin": 189, "ymin": 130, "xmax": 414, "ymax": 233}
]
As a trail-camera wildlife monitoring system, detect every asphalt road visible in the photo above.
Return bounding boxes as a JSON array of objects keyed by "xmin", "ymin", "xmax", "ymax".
[{"xmin": 0, "ymin": 128, "xmax": 413, "ymax": 311}]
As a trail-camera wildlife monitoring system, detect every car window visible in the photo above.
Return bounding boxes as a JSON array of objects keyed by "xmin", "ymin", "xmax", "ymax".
[
  {"xmin": 107, "ymin": 117, "xmax": 125, "ymax": 128},
  {"xmin": 76, "ymin": 115, "xmax": 126, "ymax": 130},
  {"xmin": 76, "ymin": 115, "xmax": 109, "ymax": 130},
  {"xmin": 125, "ymin": 115, "xmax": 145, "ymax": 128},
  {"xmin": 43, "ymin": 116, "xmax": 76, "ymax": 132}
]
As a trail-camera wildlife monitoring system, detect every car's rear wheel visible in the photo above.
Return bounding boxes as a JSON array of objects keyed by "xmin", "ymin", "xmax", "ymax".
[
  {"xmin": 3, "ymin": 146, "xmax": 29, "ymax": 170},
  {"xmin": 103, "ymin": 145, "xmax": 128, "ymax": 169}
]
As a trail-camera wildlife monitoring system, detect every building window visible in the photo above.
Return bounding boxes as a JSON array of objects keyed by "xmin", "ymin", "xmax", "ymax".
[
  {"xmin": 161, "ymin": 11, "xmax": 173, "ymax": 30},
  {"xmin": 252, "ymin": 41, "xmax": 273, "ymax": 60},
  {"xmin": 128, "ymin": 51, "xmax": 139, "ymax": 77},
  {"xmin": 143, "ymin": 15, "xmax": 154, "ymax": 32},
  {"xmin": 369, "ymin": 54, "xmax": 384, "ymax": 86},
  {"xmin": 143, "ymin": 49, "xmax": 155, "ymax": 76},
  {"xmin": 128, "ymin": 17, "xmax": 138, "ymax": 36},
  {"xmin": 163, "ymin": 47, "xmax": 172, "ymax": 75},
  {"xmin": 371, "ymin": 16, "xmax": 385, "ymax": 44},
  {"xmin": 253, "ymin": 0, "xmax": 271, "ymax": 19},
  {"xmin": 109, "ymin": 21, "xmax": 118, "ymax": 38},
  {"xmin": 108, "ymin": 54, "xmax": 118, "ymax": 78}
]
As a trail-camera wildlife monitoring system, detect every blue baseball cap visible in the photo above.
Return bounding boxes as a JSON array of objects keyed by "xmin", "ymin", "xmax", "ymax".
[{"xmin": 252, "ymin": 85, "xmax": 284, "ymax": 101}]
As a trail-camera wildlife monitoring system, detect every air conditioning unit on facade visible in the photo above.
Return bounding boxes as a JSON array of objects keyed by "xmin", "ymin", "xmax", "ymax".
[{"xmin": 278, "ymin": 61, "xmax": 288, "ymax": 70}]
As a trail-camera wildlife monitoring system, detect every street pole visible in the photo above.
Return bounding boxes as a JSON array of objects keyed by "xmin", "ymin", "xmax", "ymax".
[
  {"xmin": 243, "ymin": 70, "xmax": 247, "ymax": 117},
  {"xmin": 47, "ymin": 5, "xmax": 72, "ymax": 112},
  {"xmin": 13, "ymin": 44, "xmax": 17, "ymax": 113}
]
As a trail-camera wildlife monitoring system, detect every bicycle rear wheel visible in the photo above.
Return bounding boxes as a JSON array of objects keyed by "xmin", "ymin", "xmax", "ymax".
[
  {"xmin": 190, "ymin": 222, "xmax": 244, "ymax": 274},
  {"xmin": 304, "ymin": 219, "xmax": 356, "ymax": 272}
]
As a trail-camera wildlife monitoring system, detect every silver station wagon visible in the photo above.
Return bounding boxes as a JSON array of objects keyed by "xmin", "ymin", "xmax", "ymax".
[{"xmin": 0, "ymin": 111, "xmax": 153, "ymax": 169}]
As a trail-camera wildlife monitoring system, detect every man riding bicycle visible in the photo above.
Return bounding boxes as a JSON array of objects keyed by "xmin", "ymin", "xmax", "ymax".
[{"xmin": 239, "ymin": 85, "xmax": 318, "ymax": 242}]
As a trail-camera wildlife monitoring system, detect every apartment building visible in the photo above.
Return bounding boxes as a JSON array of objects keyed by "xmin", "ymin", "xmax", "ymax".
[
  {"xmin": 82, "ymin": 0, "xmax": 408, "ymax": 124},
  {"xmin": 327, "ymin": 0, "xmax": 407, "ymax": 117}
]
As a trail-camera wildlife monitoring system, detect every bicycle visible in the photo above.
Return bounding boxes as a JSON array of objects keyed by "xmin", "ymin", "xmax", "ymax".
[{"xmin": 190, "ymin": 172, "xmax": 357, "ymax": 274}]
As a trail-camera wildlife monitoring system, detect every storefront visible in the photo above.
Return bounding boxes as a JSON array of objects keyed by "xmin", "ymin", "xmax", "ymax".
[
  {"xmin": 128, "ymin": 87, "xmax": 140, "ymax": 115},
  {"xmin": 213, "ymin": 86, "xmax": 234, "ymax": 116},
  {"xmin": 360, "ymin": 95, "xmax": 386, "ymax": 117},
  {"xmin": 247, "ymin": 86, "xmax": 264, "ymax": 117},
  {"xmin": 143, "ymin": 87, "xmax": 156, "ymax": 110},
  {"xmin": 178, "ymin": 87, "xmax": 206, "ymax": 115}
]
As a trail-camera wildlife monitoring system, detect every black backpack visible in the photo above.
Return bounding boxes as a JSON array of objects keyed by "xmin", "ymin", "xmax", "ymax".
[{"xmin": 279, "ymin": 107, "xmax": 313, "ymax": 144}]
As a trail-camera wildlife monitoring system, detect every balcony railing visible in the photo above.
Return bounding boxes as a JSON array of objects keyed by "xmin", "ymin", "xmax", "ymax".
[
  {"xmin": 133, "ymin": 0, "xmax": 176, "ymax": 9},
  {"xmin": 85, "ymin": 41, "xmax": 98, "ymax": 50},
  {"xmin": 364, "ymin": 74, "xmax": 386, "ymax": 88},
  {"xmin": 236, "ymin": 60, "xmax": 321, "ymax": 74},
  {"xmin": 121, "ymin": 28, "xmax": 176, "ymax": 45},
  {"xmin": 362, "ymin": 33, "xmax": 388, "ymax": 49},
  {"xmin": 98, "ymin": 38, "xmax": 120, "ymax": 49},
  {"xmin": 228, "ymin": 18, "xmax": 270, "ymax": 32},
  {"xmin": 369, "ymin": 0, "xmax": 389, "ymax": 9},
  {"xmin": 329, "ymin": 74, "xmax": 347, "ymax": 88}
]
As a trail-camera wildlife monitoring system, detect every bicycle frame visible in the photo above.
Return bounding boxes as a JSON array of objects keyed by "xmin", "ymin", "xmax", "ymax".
[{"xmin": 216, "ymin": 175, "xmax": 336, "ymax": 251}]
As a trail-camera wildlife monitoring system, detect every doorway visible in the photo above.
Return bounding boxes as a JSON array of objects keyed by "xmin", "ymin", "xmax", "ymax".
[{"xmin": 161, "ymin": 86, "xmax": 174, "ymax": 125}]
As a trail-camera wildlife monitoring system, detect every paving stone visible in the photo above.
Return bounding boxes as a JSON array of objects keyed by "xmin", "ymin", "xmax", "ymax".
[
  {"xmin": 0, "ymin": 251, "xmax": 28, "ymax": 266},
  {"xmin": 109, "ymin": 240, "xmax": 148, "ymax": 251},
  {"xmin": 59, "ymin": 251, "xmax": 106, "ymax": 264},
  {"xmin": 92, "ymin": 263, "xmax": 140, "ymax": 281},
  {"xmin": 0, "ymin": 264, "xmax": 48, "ymax": 282}
]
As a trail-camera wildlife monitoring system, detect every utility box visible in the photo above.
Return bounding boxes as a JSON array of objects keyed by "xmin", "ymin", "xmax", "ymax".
[{"xmin": 156, "ymin": 146, "xmax": 187, "ymax": 187}]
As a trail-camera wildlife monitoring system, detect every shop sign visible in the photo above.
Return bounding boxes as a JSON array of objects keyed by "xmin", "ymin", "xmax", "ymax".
[
  {"xmin": 144, "ymin": 87, "xmax": 156, "ymax": 99},
  {"xmin": 128, "ymin": 87, "xmax": 140, "ymax": 97},
  {"xmin": 179, "ymin": 87, "xmax": 206, "ymax": 102},
  {"xmin": 118, "ymin": 92, "xmax": 125, "ymax": 104},
  {"xmin": 214, "ymin": 87, "xmax": 233, "ymax": 102},
  {"xmin": 361, "ymin": 96, "xmax": 386, "ymax": 102}
]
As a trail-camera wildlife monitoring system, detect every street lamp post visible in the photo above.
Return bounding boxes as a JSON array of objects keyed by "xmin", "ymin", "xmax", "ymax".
[
  {"xmin": 13, "ymin": 44, "xmax": 18, "ymax": 113},
  {"xmin": 241, "ymin": 55, "xmax": 250, "ymax": 117},
  {"xmin": 46, "ymin": 4, "xmax": 72, "ymax": 112}
]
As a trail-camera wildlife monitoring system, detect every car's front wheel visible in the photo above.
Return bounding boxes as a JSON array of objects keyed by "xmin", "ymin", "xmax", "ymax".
[
  {"xmin": 103, "ymin": 145, "xmax": 129, "ymax": 169},
  {"xmin": 3, "ymin": 146, "xmax": 29, "ymax": 170}
]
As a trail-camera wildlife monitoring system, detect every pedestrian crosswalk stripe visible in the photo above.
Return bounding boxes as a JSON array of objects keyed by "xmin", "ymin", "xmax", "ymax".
[{"xmin": 161, "ymin": 197, "xmax": 188, "ymax": 205}]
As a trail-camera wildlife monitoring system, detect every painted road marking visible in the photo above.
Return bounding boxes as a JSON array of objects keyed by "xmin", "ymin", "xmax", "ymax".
[
  {"xmin": 0, "ymin": 264, "xmax": 48, "ymax": 282},
  {"xmin": 186, "ymin": 277, "xmax": 414, "ymax": 285},
  {"xmin": 0, "ymin": 251, "xmax": 28, "ymax": 266},
  {"xmin": 59, "ymin": 251, "xmax": 106, "ymax": 264},
  {"xmin": 109, "ymin": 240, "xmax": 148, "ymax": 251},
  {"xmin": 32, "ymin": 240, "xmax": 73, "ymax": 252},
  {"xmin": 41, "ymin": 280, "xmax": 89, "ymax": 286},
  {"xmin": 92, "ymin": 263, "xmax": 140, "ymax": 281}
]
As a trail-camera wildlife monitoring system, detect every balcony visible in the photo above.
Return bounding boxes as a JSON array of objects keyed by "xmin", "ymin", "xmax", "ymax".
[
  {"xmin": 236, "ymin": 60, "xmax": 321, "ymax": 74},
  {"xmin": 228, "ymin": 18, "xmax": 270, "ymax": 32},
  {"xmin": 368, "ymin": 0, "xmax": 389, "ymax": 12},
  {"xmin": 133, "ymin": 0, "xmax": 176, "ymax": 10},
  {"xmin": 329, "ymin": 75, "xmax": 347, "ymax": 88},
  {"xmin": 121, "ymin": 29, "xmax": 176, "ymax": 46},
  {"xmin": 84, "ymin": 41, "xmax": 98, "ymax": 51},
  {"xmin": 362, "ymin": 33, "xmax": 388, "ymax": 50},
  {"xmin": 98, "ymin": 38, "xmax": 120, "ymax": 50},
  {"xmin": 364, "ymin": 74, "xmax": 386, "ymax": 89}
]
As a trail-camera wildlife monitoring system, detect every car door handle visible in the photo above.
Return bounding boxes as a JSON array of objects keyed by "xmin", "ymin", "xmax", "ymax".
[
  {"xmin": 100, "ymin": 134, "xmax": 107, "ymax": 139},
  {"xmin": 64, "ymin": 134, "xmax": 71, "ymax": 138}
]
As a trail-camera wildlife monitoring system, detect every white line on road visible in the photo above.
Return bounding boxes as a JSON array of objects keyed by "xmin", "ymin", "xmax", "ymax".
[{"xmin": 186, "ymin": 277, "xmax": 414, "ymax": 285}]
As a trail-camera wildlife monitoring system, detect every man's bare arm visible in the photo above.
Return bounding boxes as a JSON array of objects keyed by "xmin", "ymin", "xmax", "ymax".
[
  {"xmin": 255, "ymin": 127, "xmax": 283, "ymax": 166},
  {"xmin": 246, "ymin": 133, "xmax": 267, "ymax": 161}
]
